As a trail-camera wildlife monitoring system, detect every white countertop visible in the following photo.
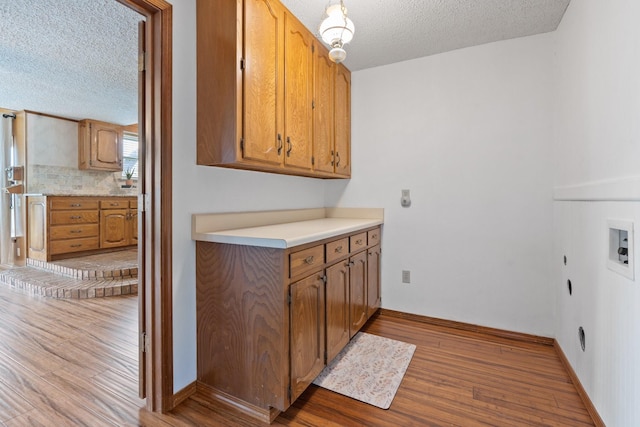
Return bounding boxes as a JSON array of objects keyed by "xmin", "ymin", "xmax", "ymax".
[{"xmin": 194, "ymin": 217, "xmax": 382, "ymax": 248}]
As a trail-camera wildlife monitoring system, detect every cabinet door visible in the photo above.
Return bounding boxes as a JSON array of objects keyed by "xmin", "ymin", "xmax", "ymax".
[
  {"xmin": 367, "ymin": 244, "xmax": 381, "ymax": 318},
  {"xmin": 100, "ymin": 209, "xmax": 129, "ymax": 248},
  {"xmin": 243, "ymin": 0, "xmax": 284, "ymax": 166},
  {"xmin": 27, "ymin": 197, "xmax": 47, "ymax": 261},
  {"xmin": 326, "ymin": 261, "xmax": 349, "ymax": 361},
  {"xmin": 290, "ymin": 273, "xmax": 325, "ymax": 403},
  {"xmin": 79, "ymin": 120, "xmax": 123, "ymax": 171},
  {"xmin": 283, "ymin": 13, "xmax": 313, "ymax": 171},
  {"xmin": 349, "ymin": 250, "xmax": 367, "ymax": 338},
  {"xmin": 312, "ymin": 43, "xmax": 335, "ymax": 174},
  {"xmin": 129, "ymin": 209, "xmax": 138, "ymax": 245},
  {"xmin": 334, "ymin": 64, "xmax": 351, "ymax": 177}
]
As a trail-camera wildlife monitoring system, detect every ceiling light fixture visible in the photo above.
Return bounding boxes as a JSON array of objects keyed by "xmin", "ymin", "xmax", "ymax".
[{"xmin": 319, "ymin": 0, "xmax": 355, "ymax": 63}]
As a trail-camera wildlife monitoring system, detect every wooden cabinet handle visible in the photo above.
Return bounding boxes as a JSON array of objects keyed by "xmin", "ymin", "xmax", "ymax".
[
  {"xmin": 330, "ymin": 150, "xmax": 335, "ymax": 166},
  {"xmin": 304, "ymin": 256, "xmax": 315, "ymax": 265},
  {"xmin": 70, "ymin": 215, "xmax": 81, "ymax": 219},
  {"xmin": 335, "ymin": 151, "xmax": 341, "ymax": 167},
  {"xmin": 355, "ymin": 239, "xmax": 363, "ymax": 245},
  {"xmin": 70, "ymin": 244, "xmax": 82, "ymax": 248},
  {"xmin": 110, "ymin": 203, "xmax": 120, "ymax": 206},
  {"xmin": 286, "ymin": 137, "xmax": 292, "ymax": 157},
  {"xmin": 277, "ymin": 134, "xmax": 283, "ymax": 155},
  {"xmin": 371, "ymin": 234, "xmax": 378, "ymax": 239},
  {"xmin": 70, "ymin": 203, "xmax": 81, "ymax": 207},
  {"xmin": 70, "ymin": 230, "xmax": 82, "ymax": 234},
  {"xmin": 335, "ymin": 246, "xmax": 343, "ymax": 253}
]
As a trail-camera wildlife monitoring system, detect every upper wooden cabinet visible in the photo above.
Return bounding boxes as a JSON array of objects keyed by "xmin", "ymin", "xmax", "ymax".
[
  {"xmin": 196, "ymin": 0, "xmax": 351, "ymax": 179},
  {"xmin": 334, "ymin": 64, "xmax": 352, "ymax": 177},
  {"xmin": 78, "ymin": 119, "xmax": 123, "ymax": 171}
]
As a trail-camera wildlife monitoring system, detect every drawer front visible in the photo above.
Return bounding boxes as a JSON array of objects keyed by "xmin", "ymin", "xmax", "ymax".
[
  {"xmin": 326, "ymin": 238, "xmax": 349, "ymax": 263},
  {"xmin": 100, "ymin": 199, "xmax": 129, "ymax": 209},
  {"xmin": 50, "ymin": 237, "xmax": 99, "ymax": 255},
  {"xmin": 51, "ymin": 211, "xmax": 99, "ymax": 225},
  {"xmin": 368, "ymin": 228, "xmax": 381, "ymax": 246},
  {"xmin": 290, "ymin": 245, "xmax": 324, "ymax": 278},
  {"xmin": 50, "ymin": 198, "xmax": 98, "ymax": 211},
  {"xmin": 49, "ymin": 224, "xmax": 99, "ymax": 240},
  {"xmin": 350, "ymin": 232, "xmax": 367, "ymax": 253}
]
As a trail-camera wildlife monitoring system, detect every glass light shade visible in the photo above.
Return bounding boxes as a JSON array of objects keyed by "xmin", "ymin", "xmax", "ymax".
[
  {"xmin": 319, "ymin": 4, "xmax": 355, "ymax": 47},
  {"xmin": 328, "ymin": 46, "xmax": 347, "ymax": 63}
]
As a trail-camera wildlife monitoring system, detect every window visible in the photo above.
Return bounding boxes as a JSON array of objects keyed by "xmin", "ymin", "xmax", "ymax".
[{"xmin": 122, "ymin": 132, "xmax": 139, "ymax": 178}]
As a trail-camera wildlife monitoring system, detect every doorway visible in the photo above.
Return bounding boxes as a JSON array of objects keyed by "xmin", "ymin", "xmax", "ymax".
[{"xmin": 0, "ymin": 0, "xmax": 173, "ymax": 413}]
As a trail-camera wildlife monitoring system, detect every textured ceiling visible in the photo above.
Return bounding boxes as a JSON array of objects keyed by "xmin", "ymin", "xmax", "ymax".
[
  {"xmin": 0, "ymin": 0, "xmax": 141, "ymax": 124},
  {"xmin": 0, "ymin": 0, "xmax": 570, "ymax": 125},
  {"xmin": 283, "ymin": 0, "xmax": 571, "ymax": 71}
]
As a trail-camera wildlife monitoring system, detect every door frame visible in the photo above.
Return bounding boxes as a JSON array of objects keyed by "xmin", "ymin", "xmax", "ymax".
[{"xmin": 118, "ymin": 0, "xmax": 173, "ymax": 412}]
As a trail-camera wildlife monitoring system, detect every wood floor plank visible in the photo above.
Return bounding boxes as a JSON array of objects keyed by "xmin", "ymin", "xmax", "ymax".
[{"xmin": 0, "ymin": 285, "xmax": 596, "ymax": 426}]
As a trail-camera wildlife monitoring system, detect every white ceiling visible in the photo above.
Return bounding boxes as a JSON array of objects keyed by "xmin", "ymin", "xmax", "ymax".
[{"xmin": 0, "ymin": 0, "xmax": 570, "ymax": 125}]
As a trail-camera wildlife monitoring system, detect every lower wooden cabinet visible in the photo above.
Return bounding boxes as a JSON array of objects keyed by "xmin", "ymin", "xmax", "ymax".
[
  {"xmin": 195, "ymin": 225, "xmax": 382, "ymax": 422},
  {"xmin": 367, "ymin": 244, "xmax": 382, "ymax": 317},
  {"xmin": 27, "ymin": 195, "xmax": 137, "ymax": 261},
  {"xmin": 290, "ymin": 273, "xmax": 325, "ymax": 402}
]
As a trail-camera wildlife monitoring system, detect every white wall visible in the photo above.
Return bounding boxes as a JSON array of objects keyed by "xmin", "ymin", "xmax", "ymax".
[
  {"xmin": 171, "ymin": 0, "xmax": 326, "ymax": 391},
  {"xmin": 553, "ymin": 1, "xmax": 640, "ymax": 425},
  {"xmin": 26, "ymin": 113, "xmax": 76, "ymax": 167},
  {"xmin": 326, "ymin": 33, "xmax": 556, "ymax": 336}
]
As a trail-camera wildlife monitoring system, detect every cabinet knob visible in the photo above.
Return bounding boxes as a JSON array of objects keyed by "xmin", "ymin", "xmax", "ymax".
[
  {"xmin": 355, "ymin": 239, "xmax": 363, "ymax": 245},
  {"xmin": 304, "ymin": 256, "xmax": 315, "ymax": 265},
  {"xmin": 371, "ymin": 234, "xmax": 378, "ymax": 239}
]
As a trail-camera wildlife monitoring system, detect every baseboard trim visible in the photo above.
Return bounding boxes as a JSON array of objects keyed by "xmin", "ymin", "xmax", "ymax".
[
  {"xmin": 553, "ymin": 341, "xmax": 606, "ymax": 427},
  {"xmin": 170, "ymin": 381, "xmax": 197, "ymax": 409},
  {"xmin": 379, "ymin": 309, "xmax": 554, "ymax": 346},
  {"xmin": 193, "ymin": 381, "xmax": 280, "ymax": 424}
]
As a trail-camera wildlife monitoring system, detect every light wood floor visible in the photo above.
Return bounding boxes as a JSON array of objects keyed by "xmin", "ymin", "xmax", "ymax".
[{"xmin": 0, "ymin": 286, "xmax": 594, "ymax": 426}]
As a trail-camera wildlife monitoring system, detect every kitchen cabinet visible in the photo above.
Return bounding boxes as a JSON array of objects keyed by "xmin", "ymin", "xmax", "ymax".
[
  {"xmin": 99, "ymin": 198, "xmax": 137, "ymax": 248},
  {"xmin": 290, "ymin": 272, "xmax": 325, "ymax": 402},
  {"xmin": 78, "ymin": 119, "xmax": 123, "ymax": 171},
  {"xmin": 367, "ymin": 244, "xmax": 382, "ymax": 317},
  {"xmin": 196, "ymin": 0, "xmax": 350, "ymax": 179},
  {"xmin": 26, "ymin": 196, "xmax": 136, "ymax": 261},
  {"xmin": 195, "ymin": 223, "xmax": 382, "ymax": 423},
  {"xmin": 313, "ymin": 49, "xmax": 352, "ymax": 177},
  {"xmin": 333, "ymin": 64, "xmax": 351, "ymax": 177}
]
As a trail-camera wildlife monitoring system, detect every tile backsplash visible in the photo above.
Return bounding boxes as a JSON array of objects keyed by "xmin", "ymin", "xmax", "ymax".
[{"xmin": 28, "ymin": 164, "xmax": 137, "ymax": 196}]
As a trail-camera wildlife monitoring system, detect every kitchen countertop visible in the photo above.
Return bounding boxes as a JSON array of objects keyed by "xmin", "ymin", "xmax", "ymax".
[
  {"xmin": 192, "ymin": 208, "xmax": 384, "ymax": 249},
  {"xmin": 24, "ymin": 193, "xmax": 136, "ymax": 197}
]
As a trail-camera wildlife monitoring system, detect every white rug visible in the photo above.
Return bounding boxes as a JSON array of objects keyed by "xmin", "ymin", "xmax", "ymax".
[{"xmin": 312, "ymin": 332, "xmax": 416, "ymax": 409}]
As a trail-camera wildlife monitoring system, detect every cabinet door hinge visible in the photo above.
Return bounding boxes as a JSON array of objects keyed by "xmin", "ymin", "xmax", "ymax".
[
  {"xmin": 138, "ymin": 194, "xmax": 150, "ymax": 213},
  {"xmin": 240, "ymin": 58, "xmax": 245, "ymax": 70},
  {"xmin": 141, "ymin": 331, "xmax": 149, "ymax": 353}
]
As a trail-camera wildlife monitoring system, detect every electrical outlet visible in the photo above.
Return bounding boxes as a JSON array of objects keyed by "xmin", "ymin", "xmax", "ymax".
[{"xmin": 402, "ymin": 270, "xmax": 411, "ymax": 284}]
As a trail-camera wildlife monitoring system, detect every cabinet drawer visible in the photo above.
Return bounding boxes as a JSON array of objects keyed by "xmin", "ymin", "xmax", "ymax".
[
  {"xmin": 326, "ymin": 238, "xmax": 348, "ymax": 263},
  {"xmin": 49, "ymin": 224, "xmax": 99, "ymax": 240},
  {"xmin": 100, "ymin": 199, "xmax": 129, "ymax": 209},
  {"xmin": 50, "ymin": 237, "xmax": 99, "ymax": 255},
  {"xmin": 368, "ymin": 228, "xmax": 381, "ymax": 246},
  {"xmin": 290, "ymin": 245, "xmax": 324, "ymax": 278},
  {"xmin": 50, "ymin": 198, "xmax": 98, "ymax": 211},
  {"xmin": 350, "ymin": 233, "xmax": 367, "ymax": 253},
  {"xmin": 50, "ymin": 211, "xmax": 99, "ymax": 225}
]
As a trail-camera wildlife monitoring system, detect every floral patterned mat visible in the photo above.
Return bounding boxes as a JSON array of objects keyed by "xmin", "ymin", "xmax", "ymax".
[{"xmin": 312, "ymin": 332, "xmax": 416, "ymax": 409}]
